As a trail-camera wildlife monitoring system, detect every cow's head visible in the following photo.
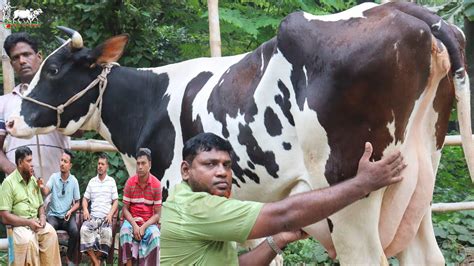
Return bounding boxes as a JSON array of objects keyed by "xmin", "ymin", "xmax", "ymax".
[{"xmin": 7, "ymin": 27, "xmax": 128, "ymax": 138}]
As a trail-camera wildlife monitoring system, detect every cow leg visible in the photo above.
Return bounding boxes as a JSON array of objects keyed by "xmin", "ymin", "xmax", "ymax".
[
  {"xmin": 395, "ymin": 150, "xmax": 444, "ymax": 265},
  {"xmin": 396, "ymin": 207, "xmax": 444, "ymax": 265},
  {"xmin": 330, "ymin": 189, "xmax": 388, "ymax": 265}
]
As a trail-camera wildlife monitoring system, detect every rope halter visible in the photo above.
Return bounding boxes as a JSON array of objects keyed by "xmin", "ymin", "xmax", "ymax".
[{"xmin": 18, "ymin": 62, "xmax": 119, "ymax": 129}]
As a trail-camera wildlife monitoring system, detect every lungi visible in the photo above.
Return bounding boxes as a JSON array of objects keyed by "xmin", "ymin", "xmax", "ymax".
[
  {"xmin": 79, "ymin": 217, "xmax": 113, "ymax": 256},
  {"xmin": 11, "ymin": 223, "xmax": 61, "ymax": 266},
  {"xmin": 120, "ymin": 220, "xmax": 160, "ymax": 266}
]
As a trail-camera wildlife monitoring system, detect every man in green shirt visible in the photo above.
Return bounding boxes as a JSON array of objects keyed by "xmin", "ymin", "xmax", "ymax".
[
  {"xmin": 0, "ymin": 146, "xmax": 61, "ymax": 266},
  {"xmin": 160, "ymin": 133, "xmax": 406, "ymax": 265}
]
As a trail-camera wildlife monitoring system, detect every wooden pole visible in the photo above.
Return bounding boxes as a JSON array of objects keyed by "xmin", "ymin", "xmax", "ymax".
[
  {"xmin": 207, "ymin": 0, "xmax": 221, "ymax": 57},
  {"xmin": 0, "ymin": 0, "xmax": 14, "ymax": 94},
  {"xmin": 432, "ymin": 202, "xmax": 474, "ymax": 212},
  {"xmin": 445, "ymin": 135, "xmax": 474, "ymax": 146},
  {"xmin": 70, "ymin": 139, "xmax": 118, "ymax": 152}
]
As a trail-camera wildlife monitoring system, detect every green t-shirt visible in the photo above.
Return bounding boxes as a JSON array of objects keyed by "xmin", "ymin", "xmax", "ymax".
[
  {"xmin": 0, "ymin": 169, "xmax": 43, "ymax": 219},
  {"xmin": 160, "ymin": 182, "xmax": 263, "ymax": 265}
]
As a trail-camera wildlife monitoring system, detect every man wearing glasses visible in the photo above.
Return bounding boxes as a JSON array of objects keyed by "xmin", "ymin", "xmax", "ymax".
[{"xmin": 39, "ymin": 149, "xmax": 80, "ymax": 265}]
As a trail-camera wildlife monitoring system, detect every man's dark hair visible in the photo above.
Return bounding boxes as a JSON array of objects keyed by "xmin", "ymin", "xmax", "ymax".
[
  {"xmin": 15, "ymin": 146, "xmax": 32, "ymax": 166},
  {"xmin": 63, "ymin": 149, "xmax": 74, "ymax": 161},
  {"xmin": 98, "ymin": 153, "xmax": 108, "ymax": 163},
  {"xmin": 182, "ymin": 133, "xmax": 234, "ymax": 164},
  {"xmin": 136, "ymin": 148, "xmax": 152, "ymax": 162},
  {"xmin": 4, "ymin": 32, "xmax": 39, "ymax": 57}
]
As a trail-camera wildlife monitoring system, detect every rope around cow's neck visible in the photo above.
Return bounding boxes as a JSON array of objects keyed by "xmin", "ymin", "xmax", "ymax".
[{"xmin": 19, "ymin": 62, "xmax": 119, "ymax": 130}]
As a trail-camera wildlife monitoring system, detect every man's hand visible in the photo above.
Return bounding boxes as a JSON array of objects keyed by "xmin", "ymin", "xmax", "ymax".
[
  {"xmin": 39, "ymin": 215, "xmax": 46, "ymax": 228},
  {"xmin": 105, "ymin": 213, "xmax": 113, "ymax": 225},
  {"xmin": 132, "ymin": 223, "xmax": 141, "ymax": 241},
  {"xmin": 29, "ymin": 219, "xmax": 42, "ymax": 232},
  {"xmin": 273, "ymin": 229, "xmax": 309, "ymax": 248},
  {"xmin": 83, "ymin": 209, "xmax": 90, "ymax": 221},
  {"xmin": 64, "ymin": 210, "xmax": 72, "ymax": 222},
  {"xmin": 356, "ymin": 142, "xmax": 406, "ymax": 193},
  {"xmin": 139, "ymin": 225, "xmax": 147, "ymax": 238}
]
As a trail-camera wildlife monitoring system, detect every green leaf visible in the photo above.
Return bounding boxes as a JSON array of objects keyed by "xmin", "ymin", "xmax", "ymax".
[
  {"xmin": 457, "ymin": 234, "xmax": 470, "ymax": 242},
  {"xmin": 434, "ymin": 226, "xmax": 449, "ymax": 238},
  {"xmin": 464, "ymin": 5, "xmax": 474, "ymax": 21}
]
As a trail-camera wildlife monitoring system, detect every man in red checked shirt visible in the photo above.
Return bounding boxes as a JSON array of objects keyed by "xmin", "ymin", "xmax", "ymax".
[{"xmin": 119, "ymin": 148, "xmax": 161, "ymax": 266}]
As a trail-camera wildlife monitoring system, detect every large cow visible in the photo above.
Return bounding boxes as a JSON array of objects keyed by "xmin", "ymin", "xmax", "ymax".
[{"xmin": 6, "ymin": 2, "xmax": 473, "ymax": 264}]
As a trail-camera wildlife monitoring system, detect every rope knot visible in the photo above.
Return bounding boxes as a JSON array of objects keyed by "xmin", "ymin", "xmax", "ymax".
[
  {"xmin": 57, "ymin": 104, "xmax": 65, "ymax": 114},
  {"xmin": 98, "ymin": 73, "xmax": 107, "ymax": 82}
]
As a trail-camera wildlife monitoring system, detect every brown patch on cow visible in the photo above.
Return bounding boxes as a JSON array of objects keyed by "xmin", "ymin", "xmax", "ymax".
[
  {"xmin": 275, "ymin": 80, "xmax": 295, "ymax": 126},
  {"xmin": 386, "ymin": 2, "xmax": 466, "ymax": 74},
  {"xmin": 237, "ymin": 123, "xmax": 279, "ymax": 180},
  {"xmin": 433, "ymin": 75, "xmax": 455, "ymax": 149},
  {"xmin": 264, "ymin": 107, "xmax": 283, "ymax": 136},
  {"xmin": 327, "ymin": 218, "xmax": 333, "ymax": 233},
  {"xmin": 180, "ymin": 71, "xmax": 213, "ymax": 143},
  {"xmin": 278, "ymin": 9, "xmax": 430, "ymax": 185},
  {"xmin": 208, "ymin": 38, "xmax": 277, "ymax": 138}
]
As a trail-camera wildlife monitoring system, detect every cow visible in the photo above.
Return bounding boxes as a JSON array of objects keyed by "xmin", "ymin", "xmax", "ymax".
[
  {"xmin": 12, "ymin": 9, "xmax": 32, "ymax": 23},
  {"xmin": 6, "ymin": 2, "xmax": 473, "ymax": 264}
]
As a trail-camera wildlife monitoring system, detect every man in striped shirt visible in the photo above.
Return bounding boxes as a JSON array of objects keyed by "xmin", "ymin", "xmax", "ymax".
[
  {"xmin": 120, "ymin": 148, "xmax": 161, "ymax": 266},
  {"xmin": 80, "ymin": 153, "xmax": 118, "ymax": 266}
]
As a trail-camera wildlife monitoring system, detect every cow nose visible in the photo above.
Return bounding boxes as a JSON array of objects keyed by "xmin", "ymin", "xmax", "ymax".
[{"xmin": 6, "ymin": 119, "xmax": 14, "ymax": 130}]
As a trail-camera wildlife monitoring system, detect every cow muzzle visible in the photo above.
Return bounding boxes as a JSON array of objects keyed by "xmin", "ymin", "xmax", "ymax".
[{"xmin": 6, "ymin": 116, "xmax": 35, "ymax": 138}]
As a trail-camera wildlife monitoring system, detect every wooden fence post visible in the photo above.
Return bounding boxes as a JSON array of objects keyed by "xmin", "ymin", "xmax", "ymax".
[{"xmin": 207, "ymin": 0, "xmax": 221, "ymax": 57}]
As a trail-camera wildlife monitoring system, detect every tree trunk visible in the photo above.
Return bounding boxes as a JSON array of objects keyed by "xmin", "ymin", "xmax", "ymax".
[
  {"xmin": 207, "ymin": 0, "xmax": 221, "ymax": 57},
  {"xmin": 466, "ymin": 17, "xmax": 474, "ymax": 131},
  {"xmin": 0, "ymin": 0, "xmax": 14, "ymax": 95}
]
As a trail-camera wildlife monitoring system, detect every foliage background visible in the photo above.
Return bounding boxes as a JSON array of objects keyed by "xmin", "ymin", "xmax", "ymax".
[{"xmin": 1, "ymin": 0, "xmax": 472, "ymax": 264}]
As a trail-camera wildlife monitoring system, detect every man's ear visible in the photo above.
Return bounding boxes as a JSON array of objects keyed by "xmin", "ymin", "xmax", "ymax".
[
  {"xmin": 37, "ymin": 51, "xmax": 42, "ymax": 61},
  {"xmin": 89, "ymin": 34, "xmax": 129, "ymax": 65},
  {"xmin": 181, "ymin": 161, "xmax": 190, "ymax": 181}
]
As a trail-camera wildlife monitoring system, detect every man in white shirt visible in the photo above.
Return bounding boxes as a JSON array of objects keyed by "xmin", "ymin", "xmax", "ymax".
[
  {"xmin": 0, "ymin": 32, "xmax": 69, "ymax": 182},
  {"xmin": 80, "ymin": 153, "xmax": 118, "ymax": 266}
]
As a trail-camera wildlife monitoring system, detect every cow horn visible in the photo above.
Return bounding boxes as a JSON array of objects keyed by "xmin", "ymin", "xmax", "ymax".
[
  {"xmin": 57, "ymin": 26, "xmax": 83, "ymax": 49},
  {"xmin": 55, "ymin": 36, "xmax": 67, "ymax": 45}
]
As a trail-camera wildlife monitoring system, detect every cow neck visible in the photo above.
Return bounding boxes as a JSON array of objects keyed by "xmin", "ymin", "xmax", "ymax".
[{"xmin": 19, "ymin": 63, "xmax": 119, "ymax": 131}]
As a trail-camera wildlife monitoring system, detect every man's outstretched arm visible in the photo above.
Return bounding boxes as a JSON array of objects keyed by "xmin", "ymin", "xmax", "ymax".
[{"xmin": 248, "ymin": 142, "xmax": 406, "ymax": 239}]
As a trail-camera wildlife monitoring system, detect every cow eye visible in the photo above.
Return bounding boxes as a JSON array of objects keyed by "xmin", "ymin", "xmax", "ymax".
[{"xmin": 47, "ymin": 65, "xmax": 59, "ymax": 75}]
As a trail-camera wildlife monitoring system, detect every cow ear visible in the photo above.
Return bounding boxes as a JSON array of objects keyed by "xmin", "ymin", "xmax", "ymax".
[{"xmin": 90, "ymin": 34, "xmax": 129, "ymax": 64}]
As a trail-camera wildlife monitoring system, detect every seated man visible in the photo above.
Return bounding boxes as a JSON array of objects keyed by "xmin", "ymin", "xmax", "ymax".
[
  {"xmin": 120, "ymin": 148, "xmax": 161, "ymax": 266},
  {"xmin": 160, "ymin": 133, "xmax": 406, "ymax": 265},
  {"xmin": 80, "ymin": 153, "xmax": 118, "ymax": 266},
  {"xmin": 39, "ymin": 149, "xmax": 80, "ymax": 265},
  {"xmin": 0, "ymin": 146, "xmax": 61, "ymax": 265}
]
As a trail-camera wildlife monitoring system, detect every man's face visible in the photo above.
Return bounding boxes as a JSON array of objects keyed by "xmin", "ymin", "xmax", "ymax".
[
  {"xmin": 181, "ymin": 149, "xmax": 233, "ymax": 198},
  {"xmin": 59, "ymin": 153, "xmax": 72, "ymax": 175},
  {"xmin": 97, "ymin": 158, "xmax": 108, "ymax": 176},
  {"xmin": 136, "ymin": 155, "xmax": 151, "ymax": 178},
  {"xmin": 18, "ymin": 155, "xmax": 33, "ymax": 177},
  {"xmin": 9, "ymin": 42, "xmax": 42, "ymax": 84}
]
